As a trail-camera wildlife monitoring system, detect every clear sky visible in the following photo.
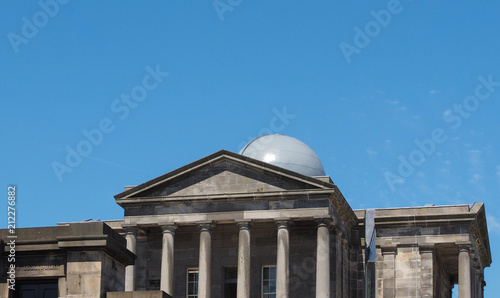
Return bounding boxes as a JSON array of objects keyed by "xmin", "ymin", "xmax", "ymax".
[{"xmin": 1, "ymin": 1, "xmax": 499, "ymax": 296}]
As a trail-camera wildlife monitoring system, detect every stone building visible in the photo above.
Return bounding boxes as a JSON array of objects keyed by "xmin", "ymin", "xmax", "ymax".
[{"xmin": 0, "ymin": 135, "xmax": 492, "ymax": 298}]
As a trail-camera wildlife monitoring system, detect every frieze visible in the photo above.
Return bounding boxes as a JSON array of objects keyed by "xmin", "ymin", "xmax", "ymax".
[
  {"xmin": 16, "ymin": 256, "xmax": 65, "ymax": 277},
  {"xmin": 470, "ymin": 222, "xmax": 489, "ymax": 267}
]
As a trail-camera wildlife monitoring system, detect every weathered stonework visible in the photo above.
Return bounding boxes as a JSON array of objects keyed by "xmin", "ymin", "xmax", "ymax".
[
  {"xmin": 0, "ymin": 149, "xmax": 493, "ymax": 297},
  {"xmin": 0, "ymin": 222, "xmax": 134, "ymax": 298},
  {"xmin": 356, "ymin": 203, "xmax": 491, "ymax": 298}
]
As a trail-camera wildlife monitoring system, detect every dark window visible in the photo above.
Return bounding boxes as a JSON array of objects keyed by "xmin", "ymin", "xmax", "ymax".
[
  {"xmin": 224, "ymin": 267, "xmax": 237, "ymax": 298},
  {"xmin": 14, "ymin": 281, "xmax": 58, "ymax": 298}
]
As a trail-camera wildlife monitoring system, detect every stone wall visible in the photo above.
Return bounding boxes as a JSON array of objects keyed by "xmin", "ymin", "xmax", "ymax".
[
  {"xmin": 394, "ymin": 246, "xmax": 420, "ymax": 297},
  {"xmin": 60, "ymin": 249, "xmax": 127, "ymax": 297},
  {"xmin": 65, "ymin": 251, "xmax": 103, "ymax": 296},
  {"xmin": 348, "ymin": 227, "xmax": 365, "ymax": 298},
  {"xmin": 289, "ymin": 222, "xmax": 317, "ymax": 297},
  {"xmin": 101, "ymin": 252, "xmax": 127, "ymax": 294},
  {"xmin": 373, "ymin": 244, "xmax": 437, "ymax": 297}
]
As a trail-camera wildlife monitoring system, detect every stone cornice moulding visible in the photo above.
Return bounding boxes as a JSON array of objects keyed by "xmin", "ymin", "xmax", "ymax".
[{"xmin": 119, "ymin": 188, "xmax": 336, "ymax": 206}]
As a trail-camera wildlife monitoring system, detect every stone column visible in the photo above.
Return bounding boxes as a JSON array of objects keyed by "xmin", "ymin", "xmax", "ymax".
[
  {"xmin": 276, "ymin": 219, "xmax": 290, "ymax": 298},
  {"xmin": 315, "ymin": 219, "xmax": 330, "ymax": 298},
  {"xmin": 199, "ymin": 223, "xmax": 213, "ymax": 298},
  {"xmin": 124, "ymin": 226, "xmax": 138, "ymax": 291},
  {"xmin": 237, "ymin": 221, "xmax": 251, "ymax": 298},
  {"xmin": 458, "ymin": 245, "xmax": 471, "ymax": 298},
  {"xmin": 161, "ymin": 224, "xmax": 177, "ymax": 296}
]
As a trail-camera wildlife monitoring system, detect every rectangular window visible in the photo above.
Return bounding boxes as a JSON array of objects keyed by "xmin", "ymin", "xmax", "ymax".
[
  {"xmin": 224, "ymin": 267, "xmax": 237, "ymax": 298},
  {"xmin": 261, "ymin": 265, "xmax": 276, "ymax": 298},
  {"xmin": 15, "ymin": 280, "xmax": 58, "ymax": 298},
  {"xmin": 187, "ymin": 268, "xmax": 199, "ymax": 298}
]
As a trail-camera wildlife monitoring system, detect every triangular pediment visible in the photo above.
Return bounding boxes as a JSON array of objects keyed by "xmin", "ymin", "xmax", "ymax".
[{"xmin": 115, "ymin": 150, "xmax": 334, "ymax": 203}]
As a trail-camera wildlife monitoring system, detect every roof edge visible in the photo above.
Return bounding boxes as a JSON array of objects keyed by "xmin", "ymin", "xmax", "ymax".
[{"xmin": 114, "ymin": 149, "xmax": 336, "ymax": 200}]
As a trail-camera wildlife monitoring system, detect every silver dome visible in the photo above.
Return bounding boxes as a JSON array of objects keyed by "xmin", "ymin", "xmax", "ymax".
[{"xmin": 239, "ymin": 134, "xmax": 326, "ymax": 176}]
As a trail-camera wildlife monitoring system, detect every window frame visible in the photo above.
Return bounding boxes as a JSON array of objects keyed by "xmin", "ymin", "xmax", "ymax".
[
  {"xmin": 186, "ymin": 267, "xmax": 199, "ymax": 298},
  {"xmin": 261, "ymin": 265, "xmax": 277, "ymax": 298}
]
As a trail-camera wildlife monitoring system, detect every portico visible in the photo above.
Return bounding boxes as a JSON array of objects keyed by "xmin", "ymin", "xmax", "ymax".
[{"xmin": 121, "ymin": 213, "xmax": 339, "ymax": 297}]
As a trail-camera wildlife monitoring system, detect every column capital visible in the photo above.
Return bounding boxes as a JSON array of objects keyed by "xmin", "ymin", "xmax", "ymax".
[
  {"xmin": 122, "ymin": 224, "xmax": 139, "ymax": 236},
  {"xmin": 459, "ymin": 247, "xmax": 470, "ymax": 253},
  {"xmin": 315, "ymin": 217, "xmax": 332, "ymax": 228},
  {"xmin": 456, "ymin": 241, "xmax": 471, "ymax": 252},
  {"xmin": 160, "ymin": 224, "xmax": 177, "ymax": 234},
  {"xmin": 275, "ymin": 218, "xmax": 291, "ymax": 229},
  {"xmin": 199, "ymin": 221, "xmax": 214, "ymax": 232},
  {"xmin": 236, "ymin": 220, "xmax": 252, "ymax": 230}
]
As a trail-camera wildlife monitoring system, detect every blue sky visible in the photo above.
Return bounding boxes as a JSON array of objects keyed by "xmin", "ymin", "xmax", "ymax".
[{"xmin": 1, "ymin": 1, "xmax": 499, "ymax": 296}]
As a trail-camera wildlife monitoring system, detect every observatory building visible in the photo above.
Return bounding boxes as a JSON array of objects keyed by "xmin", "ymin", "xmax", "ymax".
[{"xmin": 0, "ymin": 135, "xmax": 492, "ymax": 298}]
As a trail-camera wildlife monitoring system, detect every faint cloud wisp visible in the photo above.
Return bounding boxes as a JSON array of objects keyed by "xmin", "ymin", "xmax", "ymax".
[
  {"xmin": 366, "ymin": 148, "xmax": 378, "ymax": 155},
  {"xmin": 384, "ymin": 74, "xmax": 499, "ymax": 192}
]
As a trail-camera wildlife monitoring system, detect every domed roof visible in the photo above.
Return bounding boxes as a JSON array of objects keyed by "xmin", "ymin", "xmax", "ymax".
[{"xmin": 239, "ymin": 134, "xmax": 326, "ymax": 177}]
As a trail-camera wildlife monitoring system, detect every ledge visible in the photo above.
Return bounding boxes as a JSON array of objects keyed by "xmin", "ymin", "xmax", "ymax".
[{"xmin": 107, "ymin": 291, "xmax": 173, "ymax": 298}]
